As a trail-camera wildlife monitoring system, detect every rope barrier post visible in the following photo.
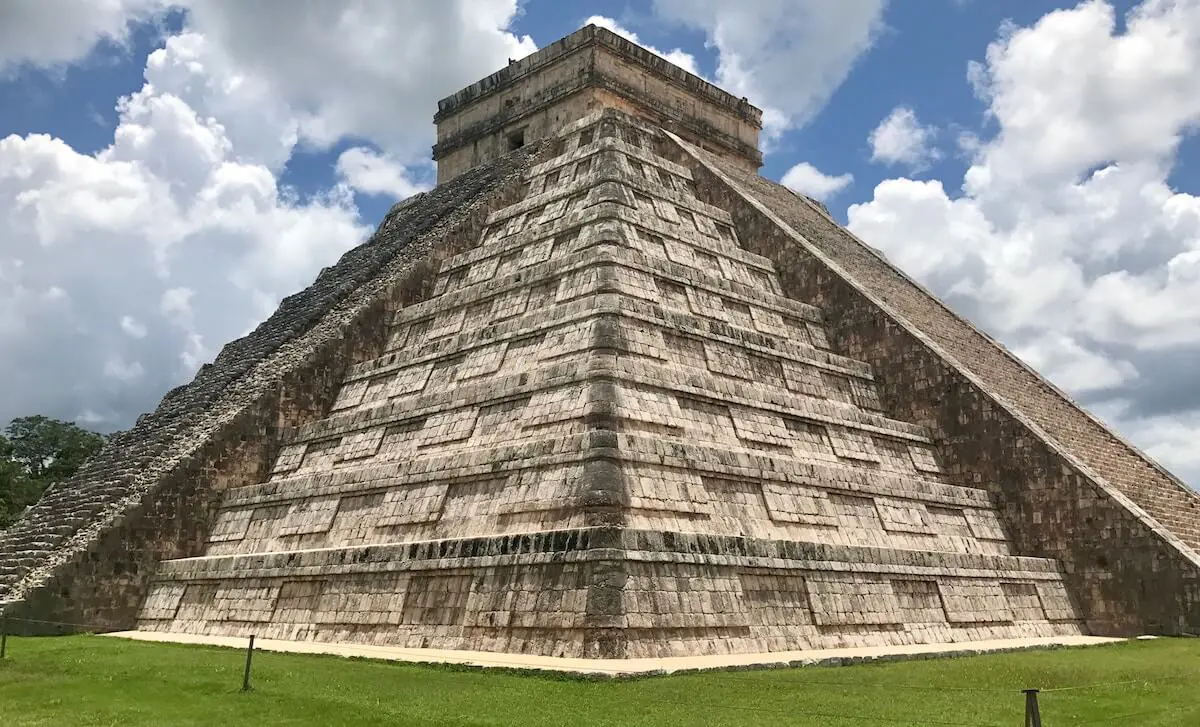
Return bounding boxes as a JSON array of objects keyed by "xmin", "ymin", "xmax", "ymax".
[
  {"xmin": 241, "ymin": 635, "xmax": 256, "ymax": 692},
  {"xmin": 1023, "ymin": 688, "xmax": 1042, "ymax": 727},
  {"xmin": 1, "ymin": 615, "xmax": 7, "ymax": 660}
]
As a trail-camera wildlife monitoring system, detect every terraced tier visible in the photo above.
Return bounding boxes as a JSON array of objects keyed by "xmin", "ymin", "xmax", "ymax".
[
  {"xmin": 139, "ymin": 528, "xmax": 1083, "ymax": 659},
  {"xmin": 139, "ymin": 112, "xmax": 1088, "ymax": 658}
]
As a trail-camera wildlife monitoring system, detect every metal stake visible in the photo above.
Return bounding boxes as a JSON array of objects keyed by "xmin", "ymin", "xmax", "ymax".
[
  {"xmin": 1, "ymin": 616, "xmax": 7, "ymax": 659},
  {"xmin": 242, "ymin": 635, "xmax": 256, "ymax": 691},
  {"xmin": 1023, "ymin": 688, "xmax": 1042, "ymax": 727}
]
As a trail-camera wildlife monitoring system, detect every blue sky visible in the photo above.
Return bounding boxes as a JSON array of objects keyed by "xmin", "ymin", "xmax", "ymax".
[
  {"xmin": 3, "ymin": 1, "xmax": 1169, "ymax": 226},
  {"xmin": 0, "ymin": 0, "xmax": 1198, "ymax": 486}
]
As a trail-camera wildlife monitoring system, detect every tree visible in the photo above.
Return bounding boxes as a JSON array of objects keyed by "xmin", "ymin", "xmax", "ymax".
[
  {"xmin": 0, "ymin": 436, "xmax": 24, "ymax": 526},
  {"xmin": 0, "ymin": 434, "xmax": 37, "ymax": 528},
  {"xmin": 0, "ymin": 416, "xmax": 107, "ymax": 527},
  {"xmin": 4, "ymin": 415, "xmax": 106, "ymax": 481}
]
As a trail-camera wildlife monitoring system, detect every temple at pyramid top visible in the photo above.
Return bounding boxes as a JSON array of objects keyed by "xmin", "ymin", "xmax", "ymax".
[{"xmin": 432, "ymin": 24, "xmax": 763, "ymax": 183}]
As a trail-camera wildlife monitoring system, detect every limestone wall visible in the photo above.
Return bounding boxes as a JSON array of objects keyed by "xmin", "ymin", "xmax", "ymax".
[
  {"xmin": 434, "ymin": 66, "xmax": 599, "ymax": 182},
  {"xmin": 670, "ymin": 135, "xmax": 1200, "ymax": 636},
  {"xmin": 137, "ymin": 112, "xmax": 1087, "ymax": 658},
  {"xmin": 138, "ymin": 527, "xmax": 1081, "ymax": 659}
]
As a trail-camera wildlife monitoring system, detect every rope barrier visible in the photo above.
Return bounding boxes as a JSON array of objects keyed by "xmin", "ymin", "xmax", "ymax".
[
  {"xmin": 719, "ymin": 672, "xmax": 1012, "ymax": 694},
  {"xmin": 712, "ymin": 668, "xmax": 1197, "ymax": 695},
  {"xmin": 1039, "ymin": 677, "xmax": 1182, "ymax": 692}
]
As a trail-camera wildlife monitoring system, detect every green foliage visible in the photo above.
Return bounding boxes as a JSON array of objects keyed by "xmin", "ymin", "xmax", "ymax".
[
  {"xmin": 4, "ymin": 415, "xmax": 106, "ymax": 481},
  {"xmin": 0, "ymin": 415, "xmax": 107, "ymax": 527}
]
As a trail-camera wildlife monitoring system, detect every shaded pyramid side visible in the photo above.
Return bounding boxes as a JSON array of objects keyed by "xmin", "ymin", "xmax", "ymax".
[
  {"xmin": 663, "ymin": 129, "xmax": 1200, "ymax": 636},
  {"xmin": 136, "ymin": 111, "xmax": 1085, "ymax": 659}
]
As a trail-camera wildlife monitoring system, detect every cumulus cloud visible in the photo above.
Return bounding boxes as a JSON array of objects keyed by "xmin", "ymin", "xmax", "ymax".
[
  {"xmin": 1010, "ymin": 333, "xmax": 1138, "ymax": 393},
  {"xmin": 1118, "ymin": 410, "xmax": 1200, "ymax": 485},
  {"xmin": 180, "ymin": 0, "xmax": 537, "ymax": 157},
  {"xmin": 335, "ymin": 147, "xmax": 430, "ymax": 199},
  {"xmin": 847, "ymin": 0, "xmax": 1200, "ymax": 486},
  {"xmin": 781, "ymin": 162, "xmax": 854, "ymax": 201},
  {"xmin": 0, "ymin": 99, "xmax": 367, "ymax": 429},
  {"xmin": 651, "ymin": 0, "xmax": 887, "ymax": 141},
  {"xmin": 0, "ymin": 0, "xmax": 168, "ymax": 74},
  {"xmin": 868, "ymin": 106, "xmax": 940, "ymax": 170},
  {"xmin": 120, "ymin": 316, "xmax": 148, "ymax": 338},
  {"xmin": 139, "ymin": 31, "xmax": 301, "ymax": 171}
]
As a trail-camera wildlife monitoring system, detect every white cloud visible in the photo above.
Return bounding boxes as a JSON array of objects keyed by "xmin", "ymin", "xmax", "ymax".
[
  {"xmin": 846, "ymin": 0, "xmax": 1200, "ymax": 486},
  {"xmin": 651, "ymin": 0, "xmax": 887, "ymax": 142},
  {"xmin": 0, "ymin": 29, "xmax": 368, "ymax": 429},
  {"xmin": 180, "ymin": 0, "xmax": 537, "ymax": 157},
  {"xmin": 964, "ymin": 1, "xmax": 1200, "ymax": 195},
  {"xmin": 140, "ymin": 31, "xmax": 301, "ymax": 171},
  {"xmin": 103, "ymin": 357, "xmax": 145, "ymax": 383},
  {"xmin": 336, "ymin": 147, "xmax": 429, "ymax": 200},
  {"xmin": 1117, "ymin": 410, "xmax": 1200, "ymax": 484},
  {"xmin": 0, "ymin": 1, "xmax": 547, "ymax": 431},
  {"xmin": 0, "ymin": 0, "xmax": 167, "ymax": 74},
  {"xmin": 120, "ymin": 315, "xmax": 148, "ymax": 338},
  {"xmin": 159, "ymin": 287, "xmax": 195, "ymax": 325},
  {"xmin": 585, "ymin": 15, "xmax": 700, "ymax": 76},
  {"xmin": 868, "ymin": 106, "xmax": 940, "ymax": 170},
  {"xmin": 780, "ymin": 162, "xmax": 854, "ymax": 201},
  {"xmin": 1011, "ymin": 333, "xmax": 1138, "ymax": 393}
]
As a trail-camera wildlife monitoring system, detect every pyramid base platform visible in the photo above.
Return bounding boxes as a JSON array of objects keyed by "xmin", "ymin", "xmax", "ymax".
[
  {"xmin": 135, "ymin": 528, "xmax": 1088, "ymax": 660},
  {"xmin": 105, "ymin": 630, "xmax": 1122, "ymax": 677}
]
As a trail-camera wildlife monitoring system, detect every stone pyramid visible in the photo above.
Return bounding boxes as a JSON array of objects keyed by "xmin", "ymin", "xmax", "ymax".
[{"xmin": 2, "ymin": 26, "xmax": 1198, "ymax": 660}]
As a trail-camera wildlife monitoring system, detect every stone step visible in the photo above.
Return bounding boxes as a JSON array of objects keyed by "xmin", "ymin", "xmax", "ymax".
[
  {"xmin": 138, "ymin": 527, "xmax": 1080, "ymax": 657},
  {"xmin": 152, "ymin": 528, "xmax": 1065, "ymax": 582}
]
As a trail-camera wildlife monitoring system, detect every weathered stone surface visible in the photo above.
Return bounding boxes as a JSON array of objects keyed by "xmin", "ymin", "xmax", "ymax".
[
  {"xmin": 4, "ymin": 26, "xmax": 1198, "ymax": 657},
  {"xmin": 125, "ymin": 111, "xmax": 1091, "ymax": 656}
]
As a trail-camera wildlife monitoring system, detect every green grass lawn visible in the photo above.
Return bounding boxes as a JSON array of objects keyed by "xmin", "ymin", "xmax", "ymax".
[{"xmin": 0, "ymin": 636, "xmax": 1197, "ymax": 726}]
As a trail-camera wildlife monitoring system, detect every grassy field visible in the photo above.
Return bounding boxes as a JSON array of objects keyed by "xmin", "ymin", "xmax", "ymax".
[{"xmin": 0, "ymin": 635, "xmax": 1197, "ymax": 726}]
